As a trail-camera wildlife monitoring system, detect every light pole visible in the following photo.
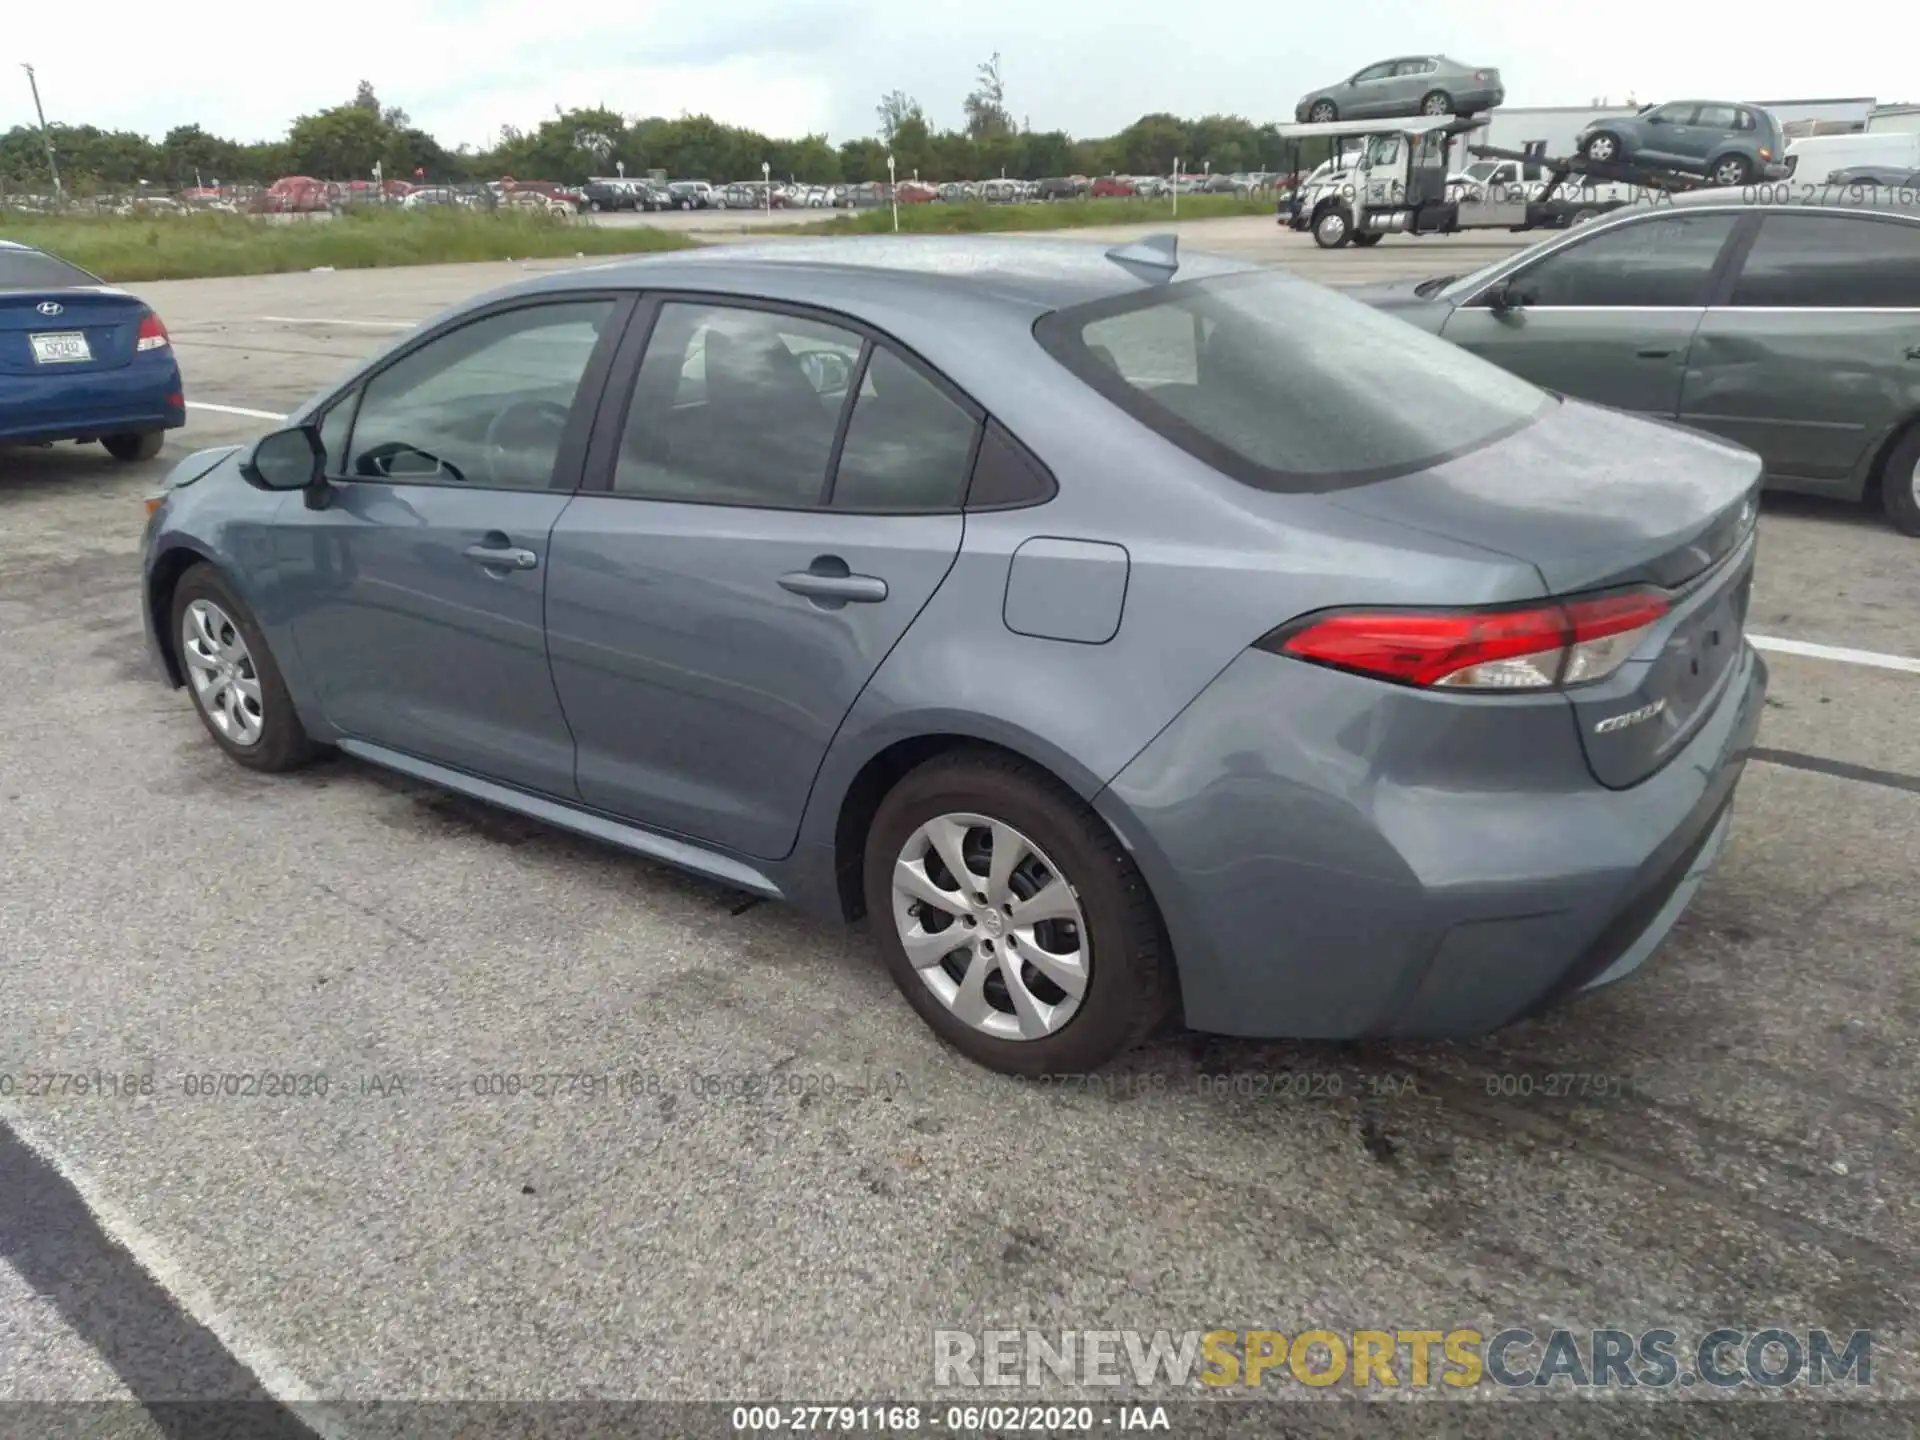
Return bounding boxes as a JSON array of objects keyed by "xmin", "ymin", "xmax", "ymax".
[
  {"xmin": 1172, "ymin": 156, "xmax": 1180, "ymax": 218},
  {"xmin": 762, "ymin": 159, "xmax": 771, "ymax": 217},
  {"xmin": 887, "ymin": 152, "xmax": 898, "ymax": 233},
  {"xmin": 20, "ymin": 64, "xmax": 61, "ymax": 197}
]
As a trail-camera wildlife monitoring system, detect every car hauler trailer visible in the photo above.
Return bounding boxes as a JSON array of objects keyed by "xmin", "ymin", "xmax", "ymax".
[{"xmin": 1275, "ymin": 117, "xmax": 1722, "ymax": 247}]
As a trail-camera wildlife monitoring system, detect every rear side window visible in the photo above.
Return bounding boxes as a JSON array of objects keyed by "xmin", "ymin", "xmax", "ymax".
[
  {"xmin": 1693, "ymin": 104, "xmax": 1740, "ymax": 130},
  {"xmin": 1499, "ymin": 212, "xmax": 1740, "ymax": 307},
  {"xmin": 0, "ymin": 249, "xmax": 98, "ymax": 290},
  {"xmin": 1728, "ymin": 214, "xmax": 1920, "ymax": 307},
  {"xmin": 829, "ymin": 347, "xmax": 980, "ymax": 512},
  {"xmin": 1035, "ymin": 270, "xmax": 1551, "ymax": 491}
]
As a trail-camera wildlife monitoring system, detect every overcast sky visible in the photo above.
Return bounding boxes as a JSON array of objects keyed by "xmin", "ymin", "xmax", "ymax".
[{"xmin": 4, "ymin": 0, "xmax": 1909, "ymax": 147}]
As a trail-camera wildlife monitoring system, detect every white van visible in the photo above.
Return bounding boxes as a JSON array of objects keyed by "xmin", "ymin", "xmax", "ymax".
[{"xmin": 1783, "ymin": 132, "xmax": 1920, "ymax": 182}]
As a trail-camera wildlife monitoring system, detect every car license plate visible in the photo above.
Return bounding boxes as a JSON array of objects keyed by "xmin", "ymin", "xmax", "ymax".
[{"xmin": 30, "ymin": 331, "xmax": 91, "ymax": 364}]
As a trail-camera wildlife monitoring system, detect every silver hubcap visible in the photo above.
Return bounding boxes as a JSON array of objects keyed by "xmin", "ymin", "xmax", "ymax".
[
  {"xmin": 1715, "ymin": 160, "xmax": 1743, "ymax": 185},
  {"xmin": 891, "ymin": 813, "xmax": 1089, "ymax": 1041},
  {"xmin": 1319, "ymin": 213, "xmax": 1346, "ymax": 243},
  {"xmin": 1423, "ymin": 95, "xmax": 1447, "ymax": 115},
  {"xmin": 181, "ymin": 599, "xmax": 265, "ymax": 747},
  {"xmin": 1910, "ymin": 454, "xmax": 1920, "ymax": 508},
  {"xmin": 1589, "ymin": 137, "xmax": 1615, "ymax": 160},
  {"xmin": 1311, "ymin": 105, "xmax": 1333, "ymax": 122}
]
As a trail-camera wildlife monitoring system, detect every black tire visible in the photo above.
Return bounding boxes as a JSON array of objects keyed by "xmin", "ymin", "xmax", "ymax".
[
  {"xmin": 1307, "ymin": 100, "xmax": 1338, "ymax": 124},
  {"xmin": 169, "ymin": 563, "xmax": 322, "ymax": 773},
  {"xmin": 1879, "ymin": 426, "xmax": 1920, "ymax": 537},
  {"xmin": 1710, "ymin": 153, "xmax": 1753, "ymax": 187},
  {"xmin": 1582, "ymin": 130, "xmax": 1622, "ymax": 163},
  {"xmin": 1351, "ymin": 232, "xmax": 1384, "ymax": 247},
  {"xmin": 1420, "ymin": 90, "xmax": 1454, "ymax": 117},
  {"xmin": 588, "ymin": 199, "xmax": 604, "ymax": 213},
  {"xmin": 862, "ymin": 749, "xmax": 1175, "ymax": 1076},
  {"xmin": 1312, "ymin": 205, "xmax": 1352, "ymax": 248},
  {"xmin": 103, "ymin": 431, "xmax": 164, "ymax": 462}
]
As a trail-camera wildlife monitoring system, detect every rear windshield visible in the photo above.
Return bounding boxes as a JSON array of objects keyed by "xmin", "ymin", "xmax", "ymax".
[
  {"xmin": 0, "ymin": 249, "xmax": 100, "ymax": 291},
  {"xmin": 1034, "ymin": 270, "xmax": 1551, "ymax": 490}
]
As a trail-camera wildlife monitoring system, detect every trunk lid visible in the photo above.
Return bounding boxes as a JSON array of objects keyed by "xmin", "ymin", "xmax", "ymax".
[
  {"xmin": 0, "ymin": 288, "xmax": 149, "ymax": 376},
  {"xmin": 1329, "ymin": 397, "xmax": 1762, "ymax": 789}
]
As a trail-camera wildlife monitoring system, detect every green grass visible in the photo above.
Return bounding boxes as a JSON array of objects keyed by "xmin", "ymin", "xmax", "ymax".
[
  {"xmin": 0, "ymin": 208, "xmax": 699, "ymax": 282},
  {"xmin": 799, "ymin": 192, "xmax": 1276, "ymax": 235}
]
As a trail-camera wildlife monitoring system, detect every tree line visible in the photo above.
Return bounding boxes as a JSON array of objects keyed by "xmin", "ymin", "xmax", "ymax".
[{"xmin": 0, "ymin": 69, "xmax": 1326, "ymax": 194}]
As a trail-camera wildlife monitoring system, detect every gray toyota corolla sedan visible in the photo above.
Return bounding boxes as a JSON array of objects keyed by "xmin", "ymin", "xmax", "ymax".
[{"xmin": 141, "ymin": 235, "xmax": 1767, "ymax": 1075}]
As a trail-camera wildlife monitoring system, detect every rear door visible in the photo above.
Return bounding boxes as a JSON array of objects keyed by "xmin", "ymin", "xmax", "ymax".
[
  {"xmin": 544, "ymin": 296, "xmax": 978, "ymax": 860},
  {"xmin": 1440, "ymin": 210, "xmax": 1743, "ymax": 417},
  {"xmin": 1681, "ymin": 210, "xmax": 1920, "ymax": 490}
]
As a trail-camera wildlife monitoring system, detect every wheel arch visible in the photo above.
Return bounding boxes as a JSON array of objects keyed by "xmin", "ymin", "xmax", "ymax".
[
  {"xmin": 146, "ymin": 540, "xmax": 225, "ymax": 687},
  {"xmin": 819, "ymin": 724, "xmax": 1112, "ymax": 924}
]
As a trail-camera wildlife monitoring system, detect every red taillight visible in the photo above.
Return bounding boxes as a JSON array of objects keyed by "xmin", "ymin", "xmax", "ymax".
[
  {"xmin": 137, "ymin": 311, "xmax": 170, "ymax": 352},
  {"xmin": 1266, "ymin": 589, "xmax": 1670, "ymax": 692}
]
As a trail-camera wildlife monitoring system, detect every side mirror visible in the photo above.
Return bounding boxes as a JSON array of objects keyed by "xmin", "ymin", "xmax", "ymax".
[
  {"xmin": 242, "ymin": 425, "xmax": 324, "ymax": 490},
  {"xmin": 242, "ymin": 424, "xmax": 330, "ymax": 507},
  {"xmin": 1486, "ymin": 280, "xmax": 1530, "ymax": 316}
]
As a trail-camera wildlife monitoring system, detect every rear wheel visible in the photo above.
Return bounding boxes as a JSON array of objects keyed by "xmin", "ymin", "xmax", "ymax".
[
  {"xmin": 170, "ymin": 564, "xmax": 322, "ymax": 772},
  {"xmin": 1583, "ymin": 130, "xmax": 1622, "ymax": 163},
  {"xmin": 102, "ymin": 431, "xmax": 164, "ymax": 462},
  {"xmin": 1879, "ymin": 427, "xmax": 1920, "ymax": 537},
  {"xmin": 1710, "ymin": 154, "xmax": 1753, "ymax": 187},
  {"xmin": 863, "ymin": 750, "xmax": 1174, "ymax": 1076},
  {"xmin": 1308, "ymin": 100, "xmax": 1338, "ymax": 124},
  {"xmin": 1420, "ymin": 90, "xmax": 1454, "ymax": 116}
]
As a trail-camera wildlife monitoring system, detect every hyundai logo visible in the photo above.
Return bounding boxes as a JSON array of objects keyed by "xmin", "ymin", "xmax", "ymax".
[{"xmin": 36, "ymin": 301, "xmax": 64, "ymax": 317}]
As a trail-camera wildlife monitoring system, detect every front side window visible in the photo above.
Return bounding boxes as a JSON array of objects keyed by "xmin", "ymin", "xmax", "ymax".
[
  {"xmin": 1494, "ymin": 212, "xmax": 1740, "ymax": 307},
  {"xmin": 1365, "ymin": 134, "xmax": 1403, "ymax": 167},
  {"xmin": 1729, "ymin": 213, "xmax": 1920, "ymax": 308},
  {"xmin": 1354, "ymin": 62, "xmax": 1394, "ymax": 82},
  {"xmin": 1036, "ymin": 269, "xmax": 1551, "ymax": 490},
  {"xmin": 344, "ymin": 300, "xmax": 614, "ymax": 489},
  {"xmin": 613, "ymin": 302, "xmax": 861, "ymax": 507}
]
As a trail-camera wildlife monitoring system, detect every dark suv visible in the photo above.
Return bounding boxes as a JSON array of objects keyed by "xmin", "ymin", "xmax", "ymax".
[{"xmin": 1577, "ymin": 102, "xmax": 1787, "ymax": 187}]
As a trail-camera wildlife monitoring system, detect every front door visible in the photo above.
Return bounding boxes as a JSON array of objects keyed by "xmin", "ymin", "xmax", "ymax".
[
  {"xmin": 1441, "ymin": 210, "xmax": 1742, "ymax": 418},
  {"xmin": 544, "ymin": 298, "xmax": 980, "ymax": 860},
  {"xmin": 1682, "ymin": 211, "xmax": 1920, "ymax": 488},
  {"xmin": 278, "ymin": 297, "xmax": 625, "ymax": 795},
  {"xmin": 1345, "ymin": 61, "xmax": 1398, "ymax": 118}
]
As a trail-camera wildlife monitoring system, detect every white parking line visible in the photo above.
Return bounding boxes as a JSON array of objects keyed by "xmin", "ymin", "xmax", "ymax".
[
  {"xmin": 0, "ymin": 1104, "xmax": 344, "ymax": 1433},
  {"xmin": 1748, "ymin": 634, "xmax": 1920, "ymax": 676},
  {"xmin": 260, "ymin": 315, "xmax": 416, "ymax": 329},
  {"xmin": 185, "ymin": 401, "xmax": 286, "ymax": 421}
]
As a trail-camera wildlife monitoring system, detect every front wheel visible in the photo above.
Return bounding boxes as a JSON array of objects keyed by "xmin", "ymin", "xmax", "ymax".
[
  {"xmin": 864, "ymin": 750, "xmax": 1174, "ymax": 1075},
  {"xmin": 1307, "ymin": 100, "xmax": 1338, "ymax": 124},
  {"xmin": 1879, "ymin": 427, "xmax": 1920, "ymax": 537},
  {"xmin": 170, "ymin": 564, "xmax": 322, "ymax": 773},
  {"xmin": 102, "ymin": 431, "xmax": 164, "ymax": 462},
  {"xmin": 1313, "ymin": 206, "xmax": 1352, "ymax": 248}
]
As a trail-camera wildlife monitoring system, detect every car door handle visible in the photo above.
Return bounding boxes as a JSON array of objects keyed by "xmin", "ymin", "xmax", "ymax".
[
  {"xmin": 463, "ymin": 543, "xmax": 538, "ymax": 571},
  {"xmin": 1904, "ymin": 345, "xmax": 1920, "ymax": 361},
  {"xmin": 1635, "ymin": 345, "xmax": 1678, "ymax": 359},
  {"xmin": 779, "ymin": 560, "xmax": 888, "ymax": 604}
]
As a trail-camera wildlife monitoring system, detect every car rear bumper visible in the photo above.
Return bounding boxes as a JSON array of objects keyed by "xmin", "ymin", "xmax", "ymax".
[
  {"xmin": 1455, "ymin": 86, "xmax": 1504, "ymax": 113},
  {"xmin": 0, "ymin": 359, "xmax": 185, "ymax": 444},
  {"xmin": 1095, "ymin": 639, "xmax": 1767, "ymax": 1039}
]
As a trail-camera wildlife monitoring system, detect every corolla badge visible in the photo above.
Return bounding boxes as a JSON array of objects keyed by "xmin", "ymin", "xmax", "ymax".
[
  {"xmin": 1594, "ymin": 698, "xmax": 1667, "ymax": 735},
  {"xmin": 36, "ymin": 301, "xmax": 64, "ymax": 316}
]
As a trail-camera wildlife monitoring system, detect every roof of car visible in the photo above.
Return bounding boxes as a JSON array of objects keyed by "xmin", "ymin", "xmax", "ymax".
[
  {"xmin": 520, "ymin": 234, "xmax": 1261, "ymax": 315},
  {"xmin": 1633, "ymin": 186, "xmax": 1920, "ymax": 217}
]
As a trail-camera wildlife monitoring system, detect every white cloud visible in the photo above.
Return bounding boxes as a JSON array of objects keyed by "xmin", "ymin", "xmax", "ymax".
[{"xmin": 3, "ymin": 0, "xmax": 1911, "ymax": 147}]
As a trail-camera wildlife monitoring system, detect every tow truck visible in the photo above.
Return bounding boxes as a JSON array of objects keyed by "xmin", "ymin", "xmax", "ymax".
[{"xmin": 1275, "ymin": 116, "xmax": 1723, "ymax": 248}]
